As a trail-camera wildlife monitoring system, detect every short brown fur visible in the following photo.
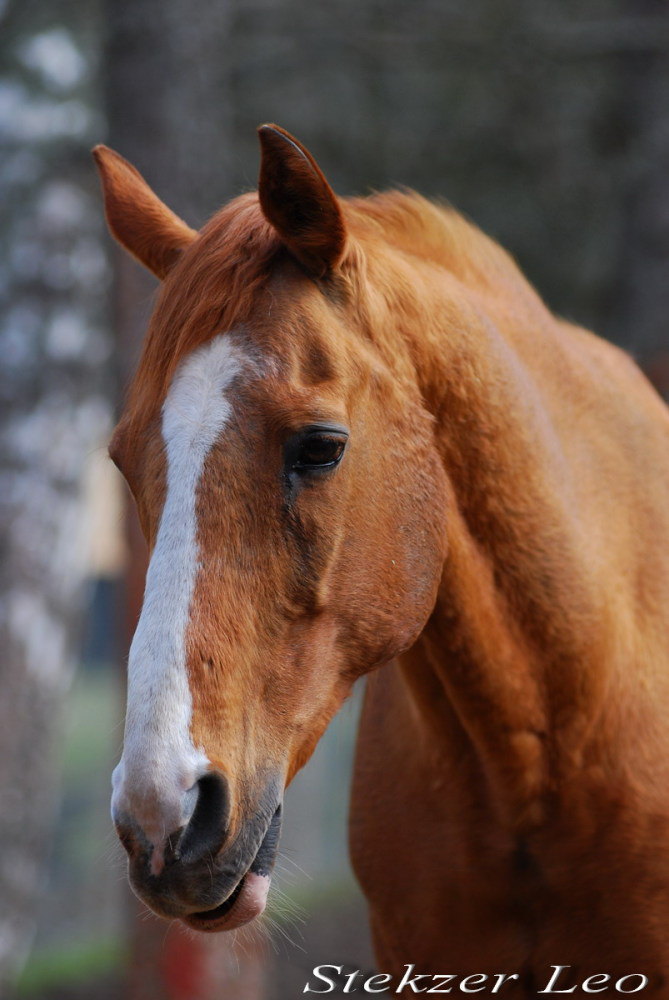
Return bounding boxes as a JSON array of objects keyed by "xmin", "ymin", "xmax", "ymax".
[{"xmin": 97, "ymin": 129, "xmax": 669, "ymax": 994}]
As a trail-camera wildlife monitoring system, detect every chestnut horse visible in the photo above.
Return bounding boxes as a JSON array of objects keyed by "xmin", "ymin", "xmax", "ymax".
[{"xmin": 95, "ymin": 126, "xmax": 669, "ymax": 995}]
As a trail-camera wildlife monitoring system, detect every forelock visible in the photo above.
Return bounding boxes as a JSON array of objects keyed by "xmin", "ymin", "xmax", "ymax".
[{"xmin": 125, "ymin": 193, "xmax": 281, "ymax": 426}]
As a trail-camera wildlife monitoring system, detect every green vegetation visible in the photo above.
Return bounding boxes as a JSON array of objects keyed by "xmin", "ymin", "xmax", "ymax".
[{"xmin": 16, "ymin": 938, "xmax": 126, "ymax": 996}]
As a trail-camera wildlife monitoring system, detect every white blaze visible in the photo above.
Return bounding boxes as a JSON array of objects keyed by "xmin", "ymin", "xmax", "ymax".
[{"xmin": 112, "ymin": 335, "xmax": 246, "ymax": 851}]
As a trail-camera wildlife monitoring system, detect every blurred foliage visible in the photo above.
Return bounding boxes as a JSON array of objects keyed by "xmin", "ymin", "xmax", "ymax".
[{"xmin": 16, "ymin": 939, "xmax": 125, "ymax": 997}]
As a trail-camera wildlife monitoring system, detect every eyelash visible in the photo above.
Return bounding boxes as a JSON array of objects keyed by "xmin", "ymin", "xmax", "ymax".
[{"xmin": 286, "ymin": 430, "xmax": 348, "ymax": 473}]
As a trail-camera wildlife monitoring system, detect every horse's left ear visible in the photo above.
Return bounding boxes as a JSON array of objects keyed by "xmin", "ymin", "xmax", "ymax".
[{"xmin": 257, "ymin": 124, "xmax": 347, "ymax": 278}]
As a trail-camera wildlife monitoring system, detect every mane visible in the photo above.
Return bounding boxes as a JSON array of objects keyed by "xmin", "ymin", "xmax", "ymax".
[
  {"xmin": 126, "ymin": 188, "xmax": 537, "ymax": 422},
  {"xmin": 346, "ymin": 190, "xmax": 537, "ymax": 300}
]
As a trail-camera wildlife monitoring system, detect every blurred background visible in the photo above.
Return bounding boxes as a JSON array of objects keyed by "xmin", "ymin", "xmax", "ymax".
[{"xmin": 1, "ymin": 0, "xmax": 668, "ymax": 997}]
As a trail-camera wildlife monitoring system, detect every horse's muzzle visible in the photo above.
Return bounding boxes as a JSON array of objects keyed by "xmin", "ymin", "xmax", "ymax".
[{"xmin": 114, "ymin": 773, "xmax": 282, "ymax": 931}]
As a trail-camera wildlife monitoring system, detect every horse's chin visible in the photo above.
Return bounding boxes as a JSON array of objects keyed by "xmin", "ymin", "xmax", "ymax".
[{"xmin": 183, "ymin": 871, "xmax": 271, "ymax": 932}]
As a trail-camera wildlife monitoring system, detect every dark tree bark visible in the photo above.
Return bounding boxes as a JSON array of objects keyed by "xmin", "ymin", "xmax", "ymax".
[{"xmin": 610, "ymin": 0, "xmax": 669, "ymax": 392}]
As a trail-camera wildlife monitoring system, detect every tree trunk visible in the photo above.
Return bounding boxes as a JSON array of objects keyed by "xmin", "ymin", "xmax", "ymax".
[{"xmin": 0, "ymin": 0, "xmax": 111, "ymax": 991}]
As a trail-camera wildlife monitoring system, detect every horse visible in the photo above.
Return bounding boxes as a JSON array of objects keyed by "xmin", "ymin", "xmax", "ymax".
[{"xmin": 94, "ymin": 125, "xmax": 669, "ymax": 995}]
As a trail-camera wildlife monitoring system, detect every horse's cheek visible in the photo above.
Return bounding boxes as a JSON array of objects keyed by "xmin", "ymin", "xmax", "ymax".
[
  {"xmin": 338, "ymin": 528, "xmax": 446, "ymax": 671},
  {"xmin": 387, "ymin": 455, "xmax": 449, "ymax": 649}
]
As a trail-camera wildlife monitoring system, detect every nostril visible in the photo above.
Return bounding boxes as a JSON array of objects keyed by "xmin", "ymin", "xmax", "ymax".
[
  {"xmin": 114, "ymin": 815, "xmax": 146, "ymax": 858},
  {"xmin": 116, "ymin": 823, "xmax": 134, "ymax": 855},
  {"xmin": 178, "ymin": 772, "xmax": 229, "ymax": 863}
]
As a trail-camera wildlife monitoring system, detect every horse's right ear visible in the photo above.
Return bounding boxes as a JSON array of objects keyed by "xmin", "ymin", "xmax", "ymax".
[{"xmin": 92, "ymin": 145, "xmax": 197, "ymax": 280}]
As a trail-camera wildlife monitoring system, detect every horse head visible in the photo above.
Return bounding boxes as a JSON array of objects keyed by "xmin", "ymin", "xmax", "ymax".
[{"xmin": 94, "ymin": 126, "xmax": 448, "ymax": 931}]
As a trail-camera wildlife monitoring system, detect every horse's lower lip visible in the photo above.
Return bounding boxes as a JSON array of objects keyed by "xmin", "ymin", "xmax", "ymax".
[
  {"xmin": 189, "ymin": 875, "xmax": 246, "ymax": 923},
  {"xmin": 184, "ymin": 871, "xmax": 271, "ymax": 932},
  {"xmin": 182, "ymin": 804, "xmax": 281, "ymax": 932}
]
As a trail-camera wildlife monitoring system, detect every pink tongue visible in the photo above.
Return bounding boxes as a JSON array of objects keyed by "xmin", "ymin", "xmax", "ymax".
[{"xmin": 223, "ymin": 872, "xmax": 271, "ymax": 929}]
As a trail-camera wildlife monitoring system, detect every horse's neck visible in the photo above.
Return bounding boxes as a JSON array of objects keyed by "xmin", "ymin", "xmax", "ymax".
[{"xmin": 397, "ymin": 275, "xmax": 621, "ymax": 828}]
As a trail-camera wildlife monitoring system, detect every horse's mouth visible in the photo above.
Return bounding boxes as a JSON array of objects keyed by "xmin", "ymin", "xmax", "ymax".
[
  {"xmin": 182, "ymin": 804, "xmax": 282, "ymax": 933},
  {"xmin": 184, "ymin": 870, "xmax": 270, "ymax": 932}
]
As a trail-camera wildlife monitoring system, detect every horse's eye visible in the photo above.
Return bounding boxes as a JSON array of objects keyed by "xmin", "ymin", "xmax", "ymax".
[{"xmin": 290, "ymin": 431, "xmax": 348, "ymax": 472}]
